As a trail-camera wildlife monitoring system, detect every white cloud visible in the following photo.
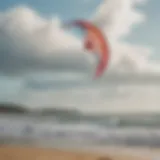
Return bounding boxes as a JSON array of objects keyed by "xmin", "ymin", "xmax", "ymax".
[
  {"xmin": 0, "ymin": 2, "xmax": 158, "ymax": 77},
  {"xmin": 0, "ymin": 1, "xmax": 160, "ymax": 113},
  {"xmin": 0, "ymin": 5, "xmax": 93, "ymax": 77},
  {"xmin": 93, "ymin": 0, "xmax": 146, "ymax": 39},
  {"xmin": 92, "ymin": 0, "xmax": 160, "ymax": 74}
]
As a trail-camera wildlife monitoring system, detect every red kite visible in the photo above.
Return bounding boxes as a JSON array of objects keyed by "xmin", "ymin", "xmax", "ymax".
[{"xmin": 63, "ymin": 20, "xmax": 110, "ymax": 79}]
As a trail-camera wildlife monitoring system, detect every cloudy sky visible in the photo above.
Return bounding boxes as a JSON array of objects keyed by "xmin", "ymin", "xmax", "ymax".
[{"xmin": 0, "ymin": 0, "xmax": 160, "ymax": 113}]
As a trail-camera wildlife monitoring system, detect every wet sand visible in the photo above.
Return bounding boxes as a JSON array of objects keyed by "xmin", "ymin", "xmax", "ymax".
[{"xmin": 0, "ymin": 145, "xmax": 159, "ymax": 160}]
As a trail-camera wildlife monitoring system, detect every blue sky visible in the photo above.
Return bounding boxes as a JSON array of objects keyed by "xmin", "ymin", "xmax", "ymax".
[
  {"xmin": 0, "ymin": 0, "xmax": 160, "ymax": 113},
  {"xmin": 127, "ymin": 0, "xmax": 160, "ymax": 59},
  {"xmin": 0, "ymin": 0, "xmax": 102, "ymax": 20}
]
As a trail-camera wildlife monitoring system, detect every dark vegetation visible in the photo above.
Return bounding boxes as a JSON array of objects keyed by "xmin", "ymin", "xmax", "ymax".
[
  {"xmin": 0, "ymin": 103, "xmax": 29, "ymax": 114},
  {"xmin": 0, "ymin": 103, "xmax": 82, "ymax": 117}
]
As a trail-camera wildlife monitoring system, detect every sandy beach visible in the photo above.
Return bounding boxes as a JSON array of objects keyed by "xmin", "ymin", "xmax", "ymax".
[{"xmin": 0, "ymin": 145, "xmax": 160, "ymax": 160}]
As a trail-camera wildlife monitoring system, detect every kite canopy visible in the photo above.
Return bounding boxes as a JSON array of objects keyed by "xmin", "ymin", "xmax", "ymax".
[{"xmin": 63, "ymin": 20, "xmax": 110, "ymax": 79}]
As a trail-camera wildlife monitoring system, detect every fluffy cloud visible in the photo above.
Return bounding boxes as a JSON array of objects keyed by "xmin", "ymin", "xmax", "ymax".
[
  {"xmin": 92, "ymin": 0, "xmax": 160, "ymax": 74},
  {"xmin": 93, "ymin": 0, "xmax": 146, "ymax": 39},
  {"xmin": 0, "ymin": 1, "xmax": 159, "ymax": 78},
  {"xmin": 0, "ymin": 6, "xmax": 93, "ymax": 77},
  {"xmin": 0, "ymin": 1, "xmax": 158, "ymax": 78}
]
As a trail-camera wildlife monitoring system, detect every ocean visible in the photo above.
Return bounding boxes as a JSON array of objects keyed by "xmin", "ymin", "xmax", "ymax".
[{"xmin": 1, "ymin": 113, "xmax": 160, "ymax": 148}]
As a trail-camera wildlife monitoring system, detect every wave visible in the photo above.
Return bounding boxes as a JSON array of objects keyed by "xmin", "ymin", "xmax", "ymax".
[{"xmin": 1, "ymin": 115, "xmax": 160, "ymax": 147}]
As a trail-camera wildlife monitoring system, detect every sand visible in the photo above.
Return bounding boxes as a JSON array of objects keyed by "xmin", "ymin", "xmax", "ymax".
[{"xmin": 0, "ymin": 145, "xmax": 159, "ymax": 160}]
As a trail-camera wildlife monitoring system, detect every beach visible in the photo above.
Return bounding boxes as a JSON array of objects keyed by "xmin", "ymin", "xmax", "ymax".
[
  {"xmin": 0, "ymin": 145, "xmax": 160, "ymax": 160},
  {"xmin": 1, "ymin": 114, "xmax": 160, "ymax": 160}
]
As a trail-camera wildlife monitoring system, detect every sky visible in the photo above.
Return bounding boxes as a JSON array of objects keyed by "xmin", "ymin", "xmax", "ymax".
[{"xmin": 0, "ymin": 0, "xmax": 160, "ymax": 114}]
